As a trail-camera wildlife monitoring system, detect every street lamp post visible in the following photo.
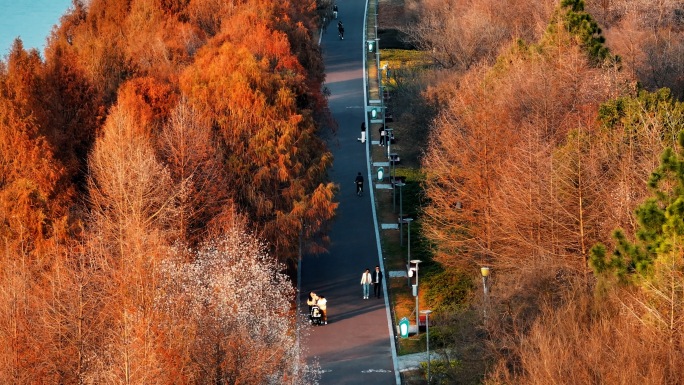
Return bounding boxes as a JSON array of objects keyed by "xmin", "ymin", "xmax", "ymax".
[
  {"xmin": 390, "ymin": 154, "xmax": 398, "ymax": 212},
  {"xmin": 390, "ymin": 157, "xmax": 397, "ymax": 213},
  {"xmin": 385, "ymin": 128, "xmax": 393, "ymax": 159},
  {"xmin": 410, "ymin": 259, "xmax": 422, "ymax": 324},
  {"xmin": 421, "ymin": 309, "xmax": 433, "ymax": 384},
  {"xmin": 395, "ymin": 181, "xmax": 405, "ymax": 244},
  {"xmin": 403, "ymin": 217, "xmax": 413, "ymax": 286},
  {"xmin": 481, "ymin": 267, "xmax": 490, "ymax": 321}
]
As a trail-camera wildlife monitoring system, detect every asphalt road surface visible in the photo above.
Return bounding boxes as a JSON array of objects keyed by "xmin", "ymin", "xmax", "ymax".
[{"xmin": 300, "ymin": 1, "xmax": 399, "ymax": 384}]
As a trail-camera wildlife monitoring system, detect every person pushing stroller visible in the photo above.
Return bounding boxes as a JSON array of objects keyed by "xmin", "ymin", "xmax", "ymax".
[
  {"xmin": 307, "ymin": 291, "xmax": 318, "ymax": 313},
  {"xmin": 307, "ymin": 291, "xmax": 327, "ymax": 325}
]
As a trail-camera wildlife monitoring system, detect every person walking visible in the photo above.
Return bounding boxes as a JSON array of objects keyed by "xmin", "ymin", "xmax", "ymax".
[
  {"xmin": 379, "ymin": 125, "xmax": 385, "ymax": 146},
  {"xmin": 360, "ymin": 121, "xmax": 366, "ymax": 143},
  {"xmin": 332, "ymin": 4, "xmax": 338, "ymax": 19},
  {"xmin": 337, "ymin": 21, "xmax": 344, "ymax": 40},
  {"xmin": 355, "ymin": 172, "xmax": 364, "ymax": 196},
  {"xmin": 318, "ymin": 295, "xmax": 328, "ymax": 324},
  {"xmin": 372, "ymin": 265, "xmax": 384, "ymax": 298},
  {"xmin": 361, "ymin": 268, "xmax": 372, "ymax": 299},
  {"xmin": 306, "ymin": 291, "xmax": 318, "ymax": 313}
]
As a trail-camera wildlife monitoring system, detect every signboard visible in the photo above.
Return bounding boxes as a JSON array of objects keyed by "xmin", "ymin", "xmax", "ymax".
[{"xmin": 399, "ymin": 317, "xmax": 410, "ymax": 338}]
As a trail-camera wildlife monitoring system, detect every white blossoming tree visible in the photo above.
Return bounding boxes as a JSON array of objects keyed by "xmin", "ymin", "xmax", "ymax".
[{"xmin": 161, "ymin": 216, "xmax": 319, "ymax": 384}]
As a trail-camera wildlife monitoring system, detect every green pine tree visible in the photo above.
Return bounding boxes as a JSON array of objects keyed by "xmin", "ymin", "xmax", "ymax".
[
  {"xmin": 543, "ymin": 0, "xmax": 617, "ymax": 65},
  {"xmin": 591, "ymin": 130, "xmax": 684, "ymax": 369},
  {"xmin": 590, "ymin": 130, "xmax": 684, "ymax": 283}
]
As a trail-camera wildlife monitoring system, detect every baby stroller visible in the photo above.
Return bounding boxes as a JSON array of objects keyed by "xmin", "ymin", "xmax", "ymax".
[{"xmin": 309, "ymin": 304, "xmax": 324, "ymax": 325}]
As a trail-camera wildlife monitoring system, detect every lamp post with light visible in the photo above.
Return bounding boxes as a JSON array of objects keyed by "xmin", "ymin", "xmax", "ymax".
[
  {"xmin": 404, "ymin": 217, "xmax": 413, "ymax": 268},
  {"xmin": 481, "ymin": 267, "xmax": 490, "ymax": 321},
  {"xmin": 395, "ymin": 181, "xmax": 405, "ymax": 243},
  {"xmin": 390, "ymin": 155, "xmax": 399, "ymax": 212},
  {"xmin": 421, "ymin": 309, "xmax": 433, "ymax": 384},
  {"xmin": 409, "ymin": 259, "xmax": 422, "ymax": 324}
]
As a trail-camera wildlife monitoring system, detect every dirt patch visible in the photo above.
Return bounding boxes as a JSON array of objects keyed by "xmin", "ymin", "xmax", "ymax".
[
  {"xmin": 378, "ymin": 0, "xmax": 410, "ymax": 28},
  {"xmin": 377, "ymin": 0, "xmax": 414, "ymax": 50}
]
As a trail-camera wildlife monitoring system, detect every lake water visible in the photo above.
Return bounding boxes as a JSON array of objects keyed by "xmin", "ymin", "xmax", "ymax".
[{"xmin": 0, "ymin": 0, "xmax": 73, "ymax": 58}]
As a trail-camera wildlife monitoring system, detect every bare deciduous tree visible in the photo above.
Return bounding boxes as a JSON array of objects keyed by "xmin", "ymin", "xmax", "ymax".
[
  {"xmin": 158, "ymin": 97, "xmax": 229, "ymax": 246},
  {"xmin": 422, "ymin": 62, "xmax": 520, "ymax": 269},
  {"xmin": 590, "ymin": 0, "xmax": 684, "ymax": 98},
  {"xmin": 404, "ymin": 0, "xmax": 555, "ymax": 71},
  {"xmin": 86, "ymin": 104, "xmax": 178, "ymax": 383}
]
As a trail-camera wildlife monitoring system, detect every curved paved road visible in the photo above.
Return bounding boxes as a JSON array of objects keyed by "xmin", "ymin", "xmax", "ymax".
[{"xmin": 300, "ymin": 1, "xmax": 399, "ymax": 384}]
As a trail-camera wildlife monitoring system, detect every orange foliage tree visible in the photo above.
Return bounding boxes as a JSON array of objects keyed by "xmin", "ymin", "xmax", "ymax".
[
  {"xmin": 0, "ymin": 42, "xmax": 76, "ymax": 383},
  {"xmin": 85, "ymin": 104, "xmax": 180, "ymax": 383},
  {"xmin": 421, "ymin": 63, "xmax": 519, "ymax": 270},
  {"xmin": 0, "ymin": 0, "xmax": 332, "ymax": 380},
  {"xmin": 180, "ymin": 31, "xmax": 336, "ymax": 262},
  {"xmin": 158, "ymin": 97, "xmax": 230, "ymax": 245},
  {"xmin": 47, "ymin": 0, "xmax": 334, "ymax": 260}
]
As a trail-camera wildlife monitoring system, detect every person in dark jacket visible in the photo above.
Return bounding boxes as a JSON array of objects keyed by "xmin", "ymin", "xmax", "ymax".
[
  {"xmin": 355, "ymin": 172, "xmax": 364, "ymax": 196},
  {"xmin": 372, "ymin": 265, "xmax": 383, "ymax": 298}
]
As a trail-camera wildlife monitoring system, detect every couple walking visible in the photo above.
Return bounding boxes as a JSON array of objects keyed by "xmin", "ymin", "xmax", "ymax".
[{"xmin": 360, "ymin": 266, "xmax": 383, "ymax": 299}]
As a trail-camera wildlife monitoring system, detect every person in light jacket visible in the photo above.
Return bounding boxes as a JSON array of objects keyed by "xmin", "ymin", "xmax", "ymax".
[
  {"xmin": 360, "ymin": 121, "xmax": 366, "ymax": 143},
  {"xmin": 361, "ymin": 268, "xmax": 372, "ymax": 299},
  {"xmin": 317, "ymin": 295, "xmax": 328, "ymax": 324}
]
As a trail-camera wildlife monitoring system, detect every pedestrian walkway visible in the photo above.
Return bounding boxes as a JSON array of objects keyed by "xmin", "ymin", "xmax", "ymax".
[{"xmin": 299, "ymin": 0, "xmax": 399, "ymax": 384}]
